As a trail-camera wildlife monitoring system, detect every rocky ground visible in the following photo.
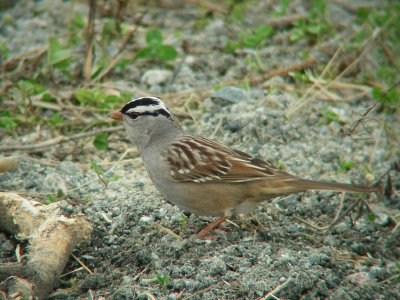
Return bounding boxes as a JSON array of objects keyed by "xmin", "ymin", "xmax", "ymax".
[{"xmin": 1, "ymin": 0, "xmax": 399, "ymax": 299}]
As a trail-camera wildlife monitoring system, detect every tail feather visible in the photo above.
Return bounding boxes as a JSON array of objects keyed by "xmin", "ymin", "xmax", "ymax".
[
  {"xmin": 287, "ymin": 178, "xmax": 378, "ymax": 193},
  {"xmin": 258, "ymin": 177, "xmax": 379, "ymax": 198}
]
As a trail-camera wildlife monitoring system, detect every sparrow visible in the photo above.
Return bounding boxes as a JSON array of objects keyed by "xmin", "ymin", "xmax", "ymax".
[{"xmin": 111, "ymin": 96, "xmax": 378, "ymax": 236}]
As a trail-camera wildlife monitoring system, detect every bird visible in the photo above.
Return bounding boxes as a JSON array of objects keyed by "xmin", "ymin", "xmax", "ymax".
[{"xmin": 110, "ymin": 96, "xmax": 378, "ymax": 237}]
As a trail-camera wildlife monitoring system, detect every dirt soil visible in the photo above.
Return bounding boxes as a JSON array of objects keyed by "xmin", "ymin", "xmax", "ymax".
[{"xmin": 1, "ymin": 1, "xmax": 399, "ymax": 299}]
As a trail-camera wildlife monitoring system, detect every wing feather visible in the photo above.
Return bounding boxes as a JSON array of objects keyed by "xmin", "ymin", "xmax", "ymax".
[{"xmin": 166, "ymin": 135, "xmax": 290, "ymax": 183}]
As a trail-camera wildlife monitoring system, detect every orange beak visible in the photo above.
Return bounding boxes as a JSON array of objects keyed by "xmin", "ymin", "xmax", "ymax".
[{"xmin": 110, "ymin": 111, "xmax": 123, "ymax": 120}]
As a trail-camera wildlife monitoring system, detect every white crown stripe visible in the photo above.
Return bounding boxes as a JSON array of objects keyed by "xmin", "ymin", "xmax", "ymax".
[
  {"xmin": 126, "ymin": 103, "xmax": 169, "ymax": 114},
  {"xmin": 129, "ymin": 96, "xmax": 161, "ymax": 103}
]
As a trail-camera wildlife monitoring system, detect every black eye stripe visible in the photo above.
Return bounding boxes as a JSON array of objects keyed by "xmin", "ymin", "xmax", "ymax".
[
  {"xmin": 156, "ymin": 109, "xmax": 171, "ymax": 118},
  {"xmin": 127, "ymin": 108, "xmax": 171, "ymax": 119},
  {"xmin": 121, "ymin": 97, "xmax": 161, "ymax": 114},
  {"xmin": 126, "ymin": 111, "xmax": 141, "ymax": 119}
]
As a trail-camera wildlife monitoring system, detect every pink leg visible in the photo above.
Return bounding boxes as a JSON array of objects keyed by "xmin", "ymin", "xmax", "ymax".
[{"xmin": 195, "ymin": 216, "xmax": 228, "ymax": 238}]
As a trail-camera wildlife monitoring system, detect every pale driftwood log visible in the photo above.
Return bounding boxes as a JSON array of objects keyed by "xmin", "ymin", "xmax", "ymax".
[{"xmin": 0, "ymin": 192, "xmax": 91, "ymax": 299}]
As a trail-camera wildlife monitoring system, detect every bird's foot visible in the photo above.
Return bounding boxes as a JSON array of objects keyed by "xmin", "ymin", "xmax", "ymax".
[{"xmin": 189, "ymin": 216, "xmax": 228, "ymax": 240}]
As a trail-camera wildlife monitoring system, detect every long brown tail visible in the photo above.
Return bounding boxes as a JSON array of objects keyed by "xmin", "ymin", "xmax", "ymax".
[
  {"xmin": 287, "ymin": 178, "xmax": 378, "ymax": 193},
  {"xmin": 259, "ymin": 177, "xmax": 379, "ymax": 197}
]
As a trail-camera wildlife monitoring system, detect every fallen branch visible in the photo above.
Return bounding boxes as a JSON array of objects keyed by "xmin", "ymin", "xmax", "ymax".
[
  {"xmin": 0, "ymin": 192, "xmax": 91, "ymax": 299},
  {"xmin": 0, "ymin": 125, "xmax": 123, "ymax": 152}
]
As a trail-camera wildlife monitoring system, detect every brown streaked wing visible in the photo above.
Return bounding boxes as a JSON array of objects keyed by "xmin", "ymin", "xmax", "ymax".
[{"xmin": 166, "ymin": 135, "xmax": 290, "ymax": 183}]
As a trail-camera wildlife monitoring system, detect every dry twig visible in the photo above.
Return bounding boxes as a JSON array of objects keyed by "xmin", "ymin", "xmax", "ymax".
[
  {"xmin": 89, "ymin": 10, "xmax": 147, "ymax": 84},
  {"xmin": 114, "ymin": 0, "xmax": 129, "ymax": 32},
  {"xmin": 377, "ymin": 37, "xmax": 400, "ymax": 73},
  {"xmin": 292, "ymin": 194, "xmax": 373, "ymax": 232},
  {"xmin": 71, "ymin": 253, "xmax": 94, "ymax": 274},
  {"xmin": 152, "ymin": 222, "xmax": 183, "ymax": 240},
  {"xmin": 340, "ymin": 80, "xmax": 400, "ymax": 138},
  {"xmin": 184, "ymin": 0, "xmax": 227, "ymax": 14},
  {"xmin": 285, "ymin": 26, "xmax": 382, "ymax": 118},
  {"xmin": 258, "ymin": 277, "xmax": 292, "ymax": 300},
  {"xmin": 265, "ymin": 14, "xmax": 307, "ymax": 26},
  {"xmin": 1, "ymin": 46, "xmax": 48, "ymax": 79},
  {"xmin": 84, "ymin": 0, "xmax": 97, "ymax": 81},
  {"xmin": 0, "ymin": 125, "xmax": 123, "ymax": 152},
  {"xmin": 225, "ymin": 56, "xmax": 317, "ymax": 86},
  {"xmin": 157, "ymin": 55, "xmax": 318, "ymax": 108}
]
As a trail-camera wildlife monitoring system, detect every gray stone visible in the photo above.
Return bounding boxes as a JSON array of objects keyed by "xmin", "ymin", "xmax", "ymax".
[
  {"xmin": 211, "ymin": 86, "xmax": 250, "ymax": 105},
  {"xmin": 141, "ymin": 69, "xmax": 173, "ymax": 86}
]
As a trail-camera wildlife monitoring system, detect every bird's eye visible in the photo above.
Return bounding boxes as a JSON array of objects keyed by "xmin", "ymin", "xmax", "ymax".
[{"xmin": 128, "ymin": 111, "xmax": 141, "ymax": 119}]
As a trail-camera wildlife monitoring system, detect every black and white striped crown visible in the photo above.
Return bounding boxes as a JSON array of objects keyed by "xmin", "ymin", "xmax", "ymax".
[{"xmin": 121, "ymin": 96, "xmax": 172, "ymax": 119}]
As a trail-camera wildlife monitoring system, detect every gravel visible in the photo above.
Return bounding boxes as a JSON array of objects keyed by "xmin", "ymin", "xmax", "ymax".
[{"xmin": 1, "ymin": 0, "xmax": 399, "ymax": 299}]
